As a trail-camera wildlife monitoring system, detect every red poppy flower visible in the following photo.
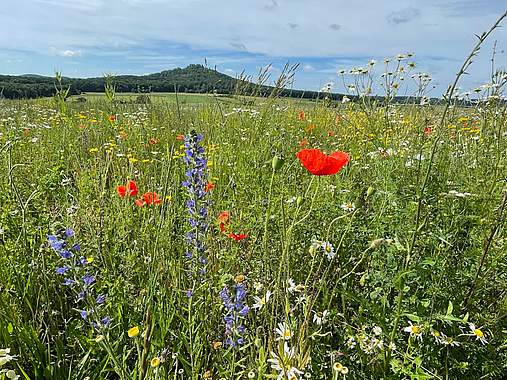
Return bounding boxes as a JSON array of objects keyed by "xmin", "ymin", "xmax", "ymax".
[
  {"xmin": 228, "ymin": 232, "xmax": 248, "ymax": 241},
  {"xmin": 108, "ymin": 115, "xmax": 116, "ymax": 122},
  {"xmin": 296, "ymin": 149, "xmax": 349, "ymax": 176},
  {"xmin": 205, "ymin": 182, "xmax": 215, "ymax": 192},
  {"xmin": 218, "ymin": 211, "xmax": 230, "ymax": 223},
  {"xmin": 176, "ymin": 134, "xmax": 185, "ymax": 141},
  {"xmin": 327, "ymin": 130, "xmax": 335, "ymax": 137},
  {"xmin": 117, "ymin": 185, "xmax": 127, "ymax": 198},
  {"xmin": 149, "ymin": 138, "xmax": 158, "ymax": 145},
  {"xmin": 135, "ymin": 198, "xmax": 145, "ymax": 207},
  {"xmin": 218, "ymin": 211, "xmax": 230, "ymax": 233},
  {"xmin": 127, "ymin": 181, "xmax": 138, "ymax": 196},
  {"xmin": 298, "ymin": 110, "xmax": 305, "ymax": 121},
  {"xmin": 424, "ymin": 126, "xmax": 432, "ymax": 135},
  {"xmin": 142, "ymin": 192, "xmax": 161, "ymax": 206}
]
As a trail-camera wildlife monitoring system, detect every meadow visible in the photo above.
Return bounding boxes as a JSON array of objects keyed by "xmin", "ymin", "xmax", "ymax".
[{"xmin": 1, "ymin": 31, "xmax": 507, "ymax": 380}]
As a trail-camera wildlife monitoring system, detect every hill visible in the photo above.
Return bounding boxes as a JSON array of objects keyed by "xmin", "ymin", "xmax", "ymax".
[{"xmin": 0, "ymin": 64, "xmax": 317, "ymax": 100}]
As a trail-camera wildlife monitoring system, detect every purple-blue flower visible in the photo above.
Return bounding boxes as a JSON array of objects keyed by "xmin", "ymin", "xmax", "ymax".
[
  {"xmin": 82, "ymin": 273, "xmax": 95, "ymax": 286},
  {"xmin": 96, "ymin": 294, "xmax": 106, "ymax": 304},
  {"xmin": 220, "ymin": 283, "xmax": 250, "ymax": 347},
  {"xmin": 183, "ymin": 130, "xmax": 211, "ymax": 280},
  {"xmin": 56, "ymin": 266, "xmax": 70, "ymax": 275}
]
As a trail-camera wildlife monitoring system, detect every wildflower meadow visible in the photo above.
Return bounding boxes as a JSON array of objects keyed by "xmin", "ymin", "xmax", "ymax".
[{"xmin": 1, "ymin": 11, "xmax": 507, "ymax": 380}]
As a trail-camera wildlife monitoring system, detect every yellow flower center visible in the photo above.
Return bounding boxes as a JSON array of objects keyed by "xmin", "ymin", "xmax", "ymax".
[
  {"xmin": 411, "ymin": 325, "xmax": 420, "ymax": 334},
  {"xmin": 474, "ymin": 328, "xmax": 484, "ymax": 338}
]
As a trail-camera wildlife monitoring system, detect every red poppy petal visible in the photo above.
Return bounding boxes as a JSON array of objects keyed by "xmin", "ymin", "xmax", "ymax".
[
  {"xmin": 117, "ymin": 185, "xmax": 127, "ymax": 197},
  {"xmin": 218, "ymin": 211, "xmax": 230, "ymax": 223},
  {"xmin": 127, "ymin": 181, "xmax": 138, "ymax": 196},
  {"xmin": 325, "ymin": 151, "xmax": 350, "ymax": 174},
  {"xmin": 296, "ymin": 149, "xmax": 328, "ymax": 175},
  {"xmin": 135, "ymin": 199, "xmax": 145, "ymax": 207},
  {"xmin": 142, "ymin": 192, "xmax": 153, "ymax": 205},
  {"xmin": 297, "ymin": 149, "xmax": 349, "ymax": 176},
  {"xmin": 228, "ymin": 232, "xmax": 248, "ymax": 241}
]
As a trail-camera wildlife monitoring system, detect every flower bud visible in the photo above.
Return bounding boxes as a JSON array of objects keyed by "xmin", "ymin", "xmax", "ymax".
[
  {"xmin": 296, "ymin": 196, "xmax": 303, "ymax": 207},
  {"xmin": 369, "ymin": 238, "xmax": 385, "ymax": 249},
  {"xmin": 366, "ymin": 186, "xmax": 376, "ymax": 198},
  {"xmin": 272, "ymin": 155, "xmax": 285, "ymax": 171}
]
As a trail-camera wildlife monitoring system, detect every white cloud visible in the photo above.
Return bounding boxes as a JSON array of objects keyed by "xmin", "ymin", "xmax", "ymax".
[
  {"xmin": 62, "ymin": 50, "xmax": 82, "ymax": 57},
  {"xmin": 50, "ymin": 47, "xmax": 82, "ymax": 57}
]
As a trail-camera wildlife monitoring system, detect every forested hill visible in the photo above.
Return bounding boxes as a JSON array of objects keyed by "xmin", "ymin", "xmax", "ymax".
[{"xmin": 0, "ymin": 64, "xmax": 332, "ymax": 100}]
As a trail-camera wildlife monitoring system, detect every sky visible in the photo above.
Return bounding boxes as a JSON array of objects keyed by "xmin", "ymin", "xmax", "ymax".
[{"xmin": 0, "ymin": 0, "xmax": 506, "ymax": 96}]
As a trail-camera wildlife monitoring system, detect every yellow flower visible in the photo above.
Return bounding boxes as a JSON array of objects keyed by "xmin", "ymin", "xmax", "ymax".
[
  {"xmin": 234, "ymin": 274, "xmax": 245, "ymax": 283},
  {"xmin": 212, "ymin": 341, "xmax": 222, "ymax": 350},
  {"xmin": 89, "ymin": 147, "xmax": 99, "ymax": 153},
  {"xmin": 150, "ymin": 357, "xmax": 161, "ymax": 367},
  {"xmin": 128, "ymin": 326, "xmax": 140, "ymax": 338},
  {"xmin": 128, "ymin": 157, "xmax": 138, "ymax": 164},
  {"xmin": 203, "ymin": 370, "xmax": 212, "ymax": 379},
  {"xmin": 87, "ymin": 257, "xmax": 94, "ymax": 264},
  {"xmin": 333, "ymin": 362, "xmax": 343, "ymax": 372}
]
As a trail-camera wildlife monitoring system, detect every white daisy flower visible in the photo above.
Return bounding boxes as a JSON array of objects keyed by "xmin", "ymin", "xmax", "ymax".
[
  {"xmin": 275, "ymin": 322, "xmax": 293, "ymax": 341},
  {"xmin": 341, "ymin": 202, "xmax": 356, "ymax": 213},
  {"xmin": 252, "ymin": 290, "xmax": 271, "ymax": 310},
  {"xmin": 469, "ymin": 323, "xmax": 488, "ymax": 345},
  {"xmin": 403, "ymin": 322, "xmax": 422, "ymax": 339}
]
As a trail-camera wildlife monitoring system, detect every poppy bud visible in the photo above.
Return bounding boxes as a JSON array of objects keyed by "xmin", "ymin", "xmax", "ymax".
[
  {"xmin": 366, "ymin": 186, "xmax": 376, "ymax": 198},
  {"xmin": 272, "ymin": 155, "xmax": 285, "ymax": 172},
  {"xmin": 369, "ymin": 238, "xmax": 385, "ymax": 249},
  {"xmin": 296, "ymin": 196, "xmax": 303, "ymax": 207}
]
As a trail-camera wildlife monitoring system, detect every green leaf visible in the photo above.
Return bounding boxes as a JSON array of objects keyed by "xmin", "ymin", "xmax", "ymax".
[
  {"xmin": 7, "ymin": 322, "xmax": 13, "ymax": 334},
  {"xmin": 446, "ymin": 301, "xmax": 453, "ymax": 316},
  {"xmin": 402, "ymin": 313, "xmax": 421, "ymax": 322}
]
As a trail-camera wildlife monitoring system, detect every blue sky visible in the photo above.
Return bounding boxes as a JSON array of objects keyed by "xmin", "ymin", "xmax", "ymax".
[{"xmin": 0, "ymin": 0, "xmax": 505, "ymax": 95}]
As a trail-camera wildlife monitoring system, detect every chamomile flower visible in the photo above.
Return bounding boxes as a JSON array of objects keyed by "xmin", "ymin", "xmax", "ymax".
[
  {"xmin": 321, "ymin": 241, "xmax": 335, "ymax": 260},
  {"xmin": 275, "ymin": 322, "xmax": 293, "ymax": 341},
  {"xmin": 268, "ymin": 350, "xmax": 303, "ymax": 380},
  {"xmin": 403, "ymin": 322, "xmax": 422, "ymax": 339},
  {"xmin": 252, "ymin": 290, "xmax": 271, "ymax": 310},
  {"xmin": 312, "ymin": 310, "xmax": 329, "ymax": 325},
  {"xmin": 372, "ymin": 325, "xmax": 382, "ymax": 336},
  {"xmin": 469, "ymin": 323, "xmax": 488, "ymax": 345},
  {"xmin": 341, "ymin": 202, "xmax": 356, "ymax": 212}
]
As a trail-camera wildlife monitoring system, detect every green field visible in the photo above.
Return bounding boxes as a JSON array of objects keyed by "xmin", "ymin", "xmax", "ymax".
[
  {"xmin": 0, "ymin": 79, "xmax": 506, "ymax": 379},
  {"xmin": 76, "ymin": 92, "xmax": 234, "ymax": 105}
]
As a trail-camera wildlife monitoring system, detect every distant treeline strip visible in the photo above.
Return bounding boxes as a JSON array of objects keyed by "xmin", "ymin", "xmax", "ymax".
[{"xmin": 0, "ymin": 64, "xmax": 446, "ymax": 104}]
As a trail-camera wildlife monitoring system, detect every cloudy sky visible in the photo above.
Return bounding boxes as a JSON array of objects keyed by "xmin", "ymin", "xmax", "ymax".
[{"xmin": 1, "ymin": 0, "xmax": 505, "ymax": 95}]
